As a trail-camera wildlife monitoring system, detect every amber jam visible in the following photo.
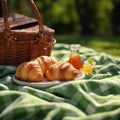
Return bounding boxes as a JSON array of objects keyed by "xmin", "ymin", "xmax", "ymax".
[
  {"xmin": 69, "ymin": 55, "xmax": 83, "ymax": 69},
  {"xmin": 68, "ymin": 44, "xmax": 83, "ymax": 69}
]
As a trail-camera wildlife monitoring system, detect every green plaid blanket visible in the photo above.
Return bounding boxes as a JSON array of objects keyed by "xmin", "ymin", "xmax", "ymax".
[{"xmin": 0, "ymin": 44, "xmax": 120, "ymax": 120}]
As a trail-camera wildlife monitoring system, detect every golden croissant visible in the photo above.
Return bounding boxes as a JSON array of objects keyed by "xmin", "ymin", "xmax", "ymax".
[
  {"xmin": 46, "ymin": 62, "xmax": 79, "ymax": 81},
  {"xmin": 16, "ymin": 60, "xmax": 43, "ymax": 82},
  {"xmin": 16, "ymin": 56, "xmax": 58, "ymax": 82}
]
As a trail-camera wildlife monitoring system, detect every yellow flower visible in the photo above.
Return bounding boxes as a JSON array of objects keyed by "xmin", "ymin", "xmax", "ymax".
[{"xmin": 81, "ymin": 63, "xmax": 93, "ymax": 74}]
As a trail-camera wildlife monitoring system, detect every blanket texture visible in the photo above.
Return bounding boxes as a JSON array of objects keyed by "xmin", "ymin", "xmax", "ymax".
[{"xmin": 0, "ymin": 44, "xmax": 120, "ymax": 120}]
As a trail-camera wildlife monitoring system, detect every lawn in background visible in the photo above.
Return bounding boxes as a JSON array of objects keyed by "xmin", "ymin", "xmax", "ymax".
[{"xmin": 55, "ymin": 35, "xmax": 120, "ymax": 56}]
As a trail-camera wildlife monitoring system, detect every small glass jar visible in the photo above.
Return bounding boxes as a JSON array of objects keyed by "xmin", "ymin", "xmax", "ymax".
[{"xmin": 68, "ymin": 44, "xmax": 83, "ymax": 69}]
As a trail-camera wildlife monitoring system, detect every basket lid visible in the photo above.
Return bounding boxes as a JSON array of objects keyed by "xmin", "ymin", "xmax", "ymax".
[
  {"xmin": 0, "ymin": 13, "xmax": 55, "ymax": 34},
  {"xmin": 0, "ymin": 13, "xmax": 37, "ymax": 30}
]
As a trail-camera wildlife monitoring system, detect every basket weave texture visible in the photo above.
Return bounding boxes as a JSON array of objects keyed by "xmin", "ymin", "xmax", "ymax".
[{"xmin": 0, "ymin": 0, "xmax": 56, "ymax": 65}]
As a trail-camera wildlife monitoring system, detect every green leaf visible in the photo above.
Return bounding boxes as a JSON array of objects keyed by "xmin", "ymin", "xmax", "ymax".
[{"xmin": 87, "ymin": 57, "xmax": 96, "ymax": 63}]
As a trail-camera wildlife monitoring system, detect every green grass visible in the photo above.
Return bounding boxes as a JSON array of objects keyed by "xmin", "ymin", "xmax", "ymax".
[{"xmin": 55, "ymin": 35, "xmax": 120, "ymax": 56}]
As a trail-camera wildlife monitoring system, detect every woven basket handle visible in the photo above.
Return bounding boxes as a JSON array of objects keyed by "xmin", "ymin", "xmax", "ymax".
[{"xmin": 2, "ymin": 0, "xmax": 44, "ymax": 34}]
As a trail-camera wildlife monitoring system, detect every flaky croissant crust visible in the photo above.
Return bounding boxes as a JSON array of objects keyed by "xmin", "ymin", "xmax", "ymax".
[
  {"xmin": 36, "ymin": 56, "xmax": 58, "ymax": 75},
  {"xmin": 46, "ymin": 62, "xmax": 78, "ymax": 81},
  {"xmin": 16, "ymin": 60, "xmax": 43, "ymax": 82}
]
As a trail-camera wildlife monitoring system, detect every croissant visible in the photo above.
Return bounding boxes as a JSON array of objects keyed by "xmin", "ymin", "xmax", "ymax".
[
  {"xmin": 36, "ymin": 56, "xmax": 58, "ymax": 75},
  {"xmin": 46, "ymin": 62, "xmax": 79, "ymax": 81},
  {"xmin": 16, "ymin": 60, "xmax": 44, "ymax": 82}
]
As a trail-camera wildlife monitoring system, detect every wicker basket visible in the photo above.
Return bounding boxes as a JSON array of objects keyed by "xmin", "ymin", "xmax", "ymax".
[{"xmin": 0, "ymin": 0, "xmax": 56, "ymax": 66}]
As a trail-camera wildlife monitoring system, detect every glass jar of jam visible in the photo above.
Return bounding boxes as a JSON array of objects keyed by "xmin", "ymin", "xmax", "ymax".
[{"xmin": 68, "ymin": 44, "xmax": 83, "ymax": 69}]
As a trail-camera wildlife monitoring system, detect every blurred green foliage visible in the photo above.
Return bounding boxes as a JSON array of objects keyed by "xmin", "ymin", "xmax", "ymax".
[{"xmin": 89, "ymin": 0, "xmax": 113, "ymax": 34}]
